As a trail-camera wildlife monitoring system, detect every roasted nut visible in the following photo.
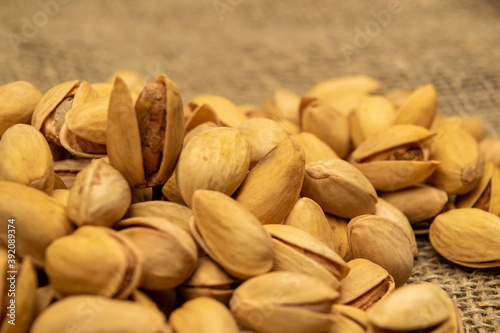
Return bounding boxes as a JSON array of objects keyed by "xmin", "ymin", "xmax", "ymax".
[
  {"xmin": 393, "ymin": 84, "xmax": 437, "ymax": 128},
  {"xmin": 290, "ymin": 132, "xmax": 339, "ymax": 164},
  {"xmin": 330, "ymin": 305, "xmax": 369, "ymax": 333},
  {"xmin": 188, "ymin": 95, "xmax": 247, "ymax": 128}
]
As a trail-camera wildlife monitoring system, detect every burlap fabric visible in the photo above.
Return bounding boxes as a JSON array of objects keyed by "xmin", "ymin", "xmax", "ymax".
[{"xmin": 1, "ymin": 0, "xmax": 499, "ymax": 331}]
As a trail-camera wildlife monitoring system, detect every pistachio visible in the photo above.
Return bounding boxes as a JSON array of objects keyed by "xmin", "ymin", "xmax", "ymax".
[
  {"xmin": 330, "ymin": 305, "xmax": 369, "ymax": 333},
  {"xmin": 230, "ymin": 271, "xmax": 339, "ymax": 333},
  {"xmin": 290, "ymin": 132, "xmax": 339, "ymax": 164},
  {"xmin": 0, "ymin": 181, "xmax": 74, "ymax": 267},
  {"xmin": 428, "ymin": 123, "xmax": 484, "ymax": 194},
  {"xmin": 91, "ymin": 82, "xmax": 114, "ymax": 97},
  {"xmin": 301, "ymin": 158, "xmax": 377, "ymax": 218},
  {"xmin": 188, "ymin": 95, "xmax": 247, "ymax": 128},
  {"xmin": 0, "ymin": 81, "xmax": 42, "ymax": 137},
  {"xmin": 347, "ymin": 214, "xmax": 414, "ymax": 287},
  {"xmin": 429, "ymin": 208, "xmax": 500, "ymax": 268},
  {"xmin": 325, "ymin": 214, "xmax": 352, "ymax": 261},
  {"xmin": 480, "ymin": 138, "xmax": 500, "ymax": 168},
  {"xmin": 131, "ymin": 186, "xmax": 153, "ymax": 203},
  {"xmin": 272, "ymin": 88, "xmax": 301, "ymax": 124},
  {"xmin": 53, "ymin": 158, "xmax": 91, "ymax": 189},
  {"xmin": 182, "ymin": 121, "xmax": 219, "ymax": 147},
  {"xmin": 350, "ymin": 124, "xmax": 439, "ymax": 191},
  {"xmin": 50, "ymin": 188, "xmax": 69, "ymax": 207},
  {"xmin": 115, "ymin": 216, "xmax": 198, "ymax": 290},
  {"xmin": 30, "ymin": 295, "xmax": 169, "ymax": 333},
  {"xmin": 336, "ymin": 258, "xmax": 395, "ymax": 310},
  {"xmin": 0, "ymin": 124, "xmax": 54, "ymax": 193},
  {"xmin": 184, "ymin": 103, "xmax": 221, "ymax": 133},
  {"xmin": 45, "ymin": 225, "xmax": 143, "ymax": 299},
  {"xmin": 162, "ymin": 172, "xmax": 186, "ymax": 205},
  {"xmin": 190, "ymin": 190, "xmax": 274, "ymax": 279},
  {"xmin": 307, "ymin": 76, "xmax": 380, "ymax": 99},
  {"xmin": 385, "ymin": 88, "xmax": 412, "ymax": 109},
  {"xmin": 170, "ymin": 297, "xmax": 239, "ymax": 333},
  {"xmin": 431, "ymin": 115, "xmax": 485, "ymax": 142},
  {"xmin": 393, "ymin": 84, "xmax": 437, "ymax": 128},
  {"xmin": 235, "ymin": 139, "xmax": 305, "ymax": 224},
  {"xmin": 176, "ymin": 127, "xmax": 251, "ymax": 207},
  {"xmin": 106, "ymin": 69, "xmax": 145, "ymax": 92},
  {"xmin": 67, "ymin": 159, "xmax": 131, "ymax": 227}
]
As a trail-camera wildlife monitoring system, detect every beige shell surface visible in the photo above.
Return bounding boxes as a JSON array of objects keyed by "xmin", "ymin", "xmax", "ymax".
[
  {"xmin": 125, "ymin": 201, "xmax": 192, "ymax": 235},
  {"xmin": 184, "ymin": 104, "xmax": 220, "ymax": 133},
  {"xmin": 188, "ymin": 95, "xmax": 247, "ymax": 128},
  {"xmin": 307, "ymin": 76, "xmax": 380, "ymax": 98},
  {"xmin": 65, "ymin": 95, "xmax": 110, "ymax": 144},
  {"xmin": 290, "ymin": 132, "xmax": 339, "ymax": 164},
  {"xmin": 394, "ymin": 84, "xmax": 437, "ymax": 128},
  {"xmin": 480, "ymin": 138, "xmax": 500, "ymax": 168},
  {"xmin": 273, "ymin": 88, "xmax": 301, "ymax": 123}
]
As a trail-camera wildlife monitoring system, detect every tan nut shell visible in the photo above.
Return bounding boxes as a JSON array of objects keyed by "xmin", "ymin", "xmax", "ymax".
[
  {"xmin": 429, "ymin": 208, "xmax": 500, "ymax": 267},
  {"xmin": 235, "ymin": 139, "xmax": 305, "ymax": 224},
  {"xmin": 394, "ymin": 84, "xmax": 437, "ymax": 128},
  {"xmin": 184, "ymin": 103, "xmax": 221, "ymax": 133},
  {"xmin": 330, "ymin": 305, "xmax": 369, "ymax": 333},
  {"xmin": 307, "ymin": 76, "xmax": 380, "ymax": 98},
  {"xmin": 230, "ymin": 271, "xmax": 339, "ymax": 333},
  {"xmin": 432, "ymin": 115, "xmax": 485, "ymax": 142},
  {"xmin": 301, "ymin": 159, "xmax": 377, "ymax": 218},
  {"xmin": 290, "ymin": 132, "xmax": 339, "ymax": 164},
  {"xmin": 176, "ymin": 127, "xmax": 251, "ymax": 207},
  {"xmin": 161, "ymin": 171, "xmax": 186, "ymax": 205},
  {"xmin": 273, "ymin": 88, "xmax": 301, "ymax": 123},
  {"xmin": 0, "ymin": 181, "xmax": 74, "ymax": 267},
  {"xmin": 480, "ymin": 138, "xmax": 500, "ymax": 168},
  {"xmin": 325, "ymin": 214, "xmax": 352, "ymax": 261},
  {"xmin": 190, "ymin": 190, "xmax": 274, "ymax": 279},
  {"xmin": 188, "ymin": 95, "xmax": 247, "ymax": 128},
  {"xmin": 0, "ymin": 124, "xmax": 54, "ymax": 193},
  {"xmin": 53, "ymin": 158, "xmax": 91, "ymax": 189}
]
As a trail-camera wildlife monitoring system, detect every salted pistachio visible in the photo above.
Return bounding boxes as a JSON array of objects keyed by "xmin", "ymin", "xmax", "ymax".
[
  {"xmin": 347, "ymin": 214, "xmax": 414, "ymax": 287},
  {"xmin": 230, "ymin": 271, "xmax": 339, "ymax": 333},
  {"xmin": 336, "ymin": 258, "xmax": 395, "ymax": 311},
  {"xmin": 125, "ymin": 201, "xmax": 192, "ymax": 235},
  {"xmin": 115, "ymin": 216, "xmax": 197, "ymax": 290},
  {"xmin": 325, "ymin": 214, "xmax": 351, "ymax": 261},
  {"xmin": 238, "ymin": 118, "xmax": 288, "ymax": 167},
  {"xmin": 290, "ymin": 132, "xmax": 339, "ymax": 164},
  {"xmin": 162, "ymin": 172, "xmax": 186, "ymax": 205},
  {"xmin": 190, "ymin": 190, "xmax": 274, "ymax": 279},
  {"xmin": 184, "ymin": 103, "xmax": 221, "ymax": 133},
  {"xmin": 431, "ymin": 115, "xmax": 485, "ymax": 142},
  {"xmin": 350, "ymin": 96, "xmax": 396, "ymax": 148},
  {"xmin": 264, "ymin": 224, "xmax": 349, "ymax": 288},
  {"xmin": 235, "ymin": 139, "xmax": 305, "ymax": 224},
  {"xmin": 429, "ymin": 208, "xmax": 500, "ymax": 268},
  {"xmin": 0, "ymin": 81, "xmax": 42, "ymax": 137},
  {"xmin": 53, "ymin": 158, "xmax": 91, "ymax": 189},
  {"xmin": 67, "ymin": 159, "xmax": 131, "ymax": 227},
  {"xmin": 375, "ymin": 198, "xmax": 418, "ymax": 255},
  {"xmin": 272, "ymin": 88, "xmax": 301, "ymax": 124},
  {"xmin": 380, "ymin": 184, "xmax": 448, "ymax": 223},
  {"xmin": 45, "ymin": 225, "xmax": 143, "ymax": 299},
  {"xmin": 480, "ymin": 138, "xmax": 500, "ymax": 168},
  {"xmin": 0, "ymin": 181, "xmax": 74, "ymax": 267},
  {"xmin": 456, "ymin": 162, "xmax": 500, "ymax": 216},
  {"xmin": 350, "ymin": 124, "xmax": 439, "ymax": 191},
  {"xmin": 30, "ymin": 295, "xmax": 169, "ymax": 333},
  {"xmin": 428, "ymin": 123, "xmax": 484, "ymax": 194},
  {"xmin": 283, "ymin": 197, "xmax": 337, "ymax": 251},
  {"xmin": 171, "ymin": 297, "xmax": 239, "ymax": 333},
  {"xmin": 0, "ymin": 124, "xmax": 54, "ymax": 193},
  {"xmin": 367, "ymin": 282, "xmax": 463, "ymax": 333},
  {"xmin": 106, "ymin": 69, "xmax": 145, "ymax": 92},
  {"xmin": 330, "ymin": 305, "xmax": 369, "ymax": 333},
  {"xmin": 0, "ymin": 253, "xmax": 37, "ymax": 333},
  {"xmin": 178, "ymin": 256, "xmax": 239, "ymax": 305},
  {"xmin": 386, "ymin": 88, "xmax": 412, "ymax": 109},
  {"xmin": 131, "ymin": 186, "xmax": 153, "ymax": 203},
  {"xmin": 50, "ymin": 189, "xmax": 69, "ymax": 207},
  {"xmin": 394, "ymin": 84, "xmax": 437, "ymax": 128},
  {"xmin": 307, "ymin": 76, "xmax": 380, "ymax": 100},
  {"xmin": 300, "ymin": 97, "xmax": 350, "ymax": 158},
  {"xmin": 176, "ymin": 127, "xmax": 251, "ymax": 207},
  {"xmin": 107, "ymin": 74, "xmax": 184, "ymax": 188},
  {"xmin": 188, "ymin": 95, "xmax": 247, "ymax": 128},
  {"xmin": 302, "ymin": 158, "xmax": 377, "ymax": 218}
]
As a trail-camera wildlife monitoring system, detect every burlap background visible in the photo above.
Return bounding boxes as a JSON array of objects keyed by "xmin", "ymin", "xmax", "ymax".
[{"xmin": 1, "ymin": 0, "xmax": 499, "ymax": 331}]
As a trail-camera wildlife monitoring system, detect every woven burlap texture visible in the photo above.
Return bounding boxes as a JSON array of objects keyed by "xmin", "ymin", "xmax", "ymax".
[{"xmin": 1, "ymin": 0, "xmax": 499, "ymax": 332}]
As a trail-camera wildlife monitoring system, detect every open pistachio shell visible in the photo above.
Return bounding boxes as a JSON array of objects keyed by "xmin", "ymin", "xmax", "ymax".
[
  {"xmin": 188, "ymin": 95, "xmax": 247, "ymax": 128},
  {"xmin": 53, "ymin": 158, "xmax": 91, "ymax": 189},
  {"xmin": 394, "ymin": 84, "xmax": 437, "ymax": 128},
  {"xmin": 330, "ymin": 305, "xmax": 369, "ymax": 333},
  {"xmin": 125, "ymin": 201, "xmax": 192, "ymax": 235},
  {"xmin": 290, "ymin": 132, "xmax": 339, "ymax": 164},
  {"xmin": 184, "ymin": 103, "xmax": 221, "ymax": 133}
]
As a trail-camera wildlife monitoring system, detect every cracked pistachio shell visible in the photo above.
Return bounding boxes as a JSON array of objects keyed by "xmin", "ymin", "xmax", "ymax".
[
  {"xmin": 380, "ymin": 184, "xmax": 448, "ymax": 223},
  {"xmin": 178, "ymin": 256, "xmax": 238, "ymax": 305},
  {"xmin": 107, "ymin": 74, "xmax": 184, "ymax": 188},
  {"xmin": 480, "ymin": 138, "xmax": 500, "ymax": 168},
  {"xmin": 184, "ymin": 103, "xmax": 221, "ymax": 133},
  {"xmin": 351, "ymin": 124, "xmax": 439, "ymax": 191},
  {"xmin": 302, "ymin": 159, "xmax": 377, "ymax": 218},
  {"xmin": 428, "ymin": 123, "xmax": 484, "ymax": 194},
  {"xmin": 188, "ymin": 95, "xmax": 247, "ymax": 128},
  {"xmin": 350, "ymin": 96, "xmax": 396, "ymax": 148},
  {"xmin": 0, "ymin": 81, "xmax": 42, "ymax": 137},
  {"xmin": 264, "ymin": 224, "xmax": 349, "ymax": 287},
  {"xmin": 430, "ymin": 208, "xmax": 500, "ymax": 268},
  {"xmin": 162, "ymin": 172, "xmax": 186, "ymax": 205},
  {"xmin": 330, "ymin": 305, "xmax": 369, "ymax": 333},
  {"xmin": 171, "ymin": 297, "xmax": 239, "ymax": 333},
  {"xmin": 307, "ymin": 76, "xmax": 380, "ymax": 99},
  {"xmin": 235, "ymin": 139, "xmax": 305, "ymax": 224},
  {"xmin": 230, "ymin": 271, "xmax": 339, "ymax": 333},
  {"xmin": 115, "ymin": 216, "xmax": 198, "ymax": 290},
  {"xmin": 325, "ymin": 214, "xmax": 352, "ymax": 261},
  {"xmin": 347, "ymin": 215, "xmax": 414, "ymax": 287},
  {"xmin": 190, "ymin": 190, "xmax": 274, "ymax": 279},
  {"xmin": 394, "ymin": 84, "xmax": 437, "ymax": 128},
  {"xmin": 290, "ymin": 132, "xmax": 339, "ymax": 164},
  {"xmin": 273, "ymin": 88, "xmax": 301, "ymax": 123},
  {"xmin": 53, "ymin": 158, "xmax": 91, "ymax": 189},
  {"xmin": 0, "ymin": 181, "xmax": 74, "ymax": 267},
  {"xmin": 45, "ymin": 226, "xmax": 143, "ymax": 299},
  {"xmin": 456, "ymin": 162, "xmax": 500, "ymax": 216},
  {"xmin": 0, "ymin": 124, "xmax": 54, "ymax": 193},
  {"xmin": 367, "ymin": 283, "xmax": 451, "ymax": 332},
  {"xmin": 176, "ymin": 127, "xmax": 251, "ymax": 207},
  {"xmin": 30, "ymin": 296, "xmax": 168, "ymax": 333},
  {"xmin": 284, "ymin": 197, "xmax": 337, "ymax": 251},
  {"xmin": 238, "ymin": 118, "xmax": 288, "ymax": 166},
  {"xmin": 337, "ymin": 258, "xmax": 395, "ymax": 311},
  {"xmin": 0, "ymin": 253, "xmax": 37, "ymax": 333},
  {"xmin": 300, "ymin": 98, "xmax": 350, "ymax": 158},
  {"xmin": 67, "ymin": 159, "xmax": 131, "ymax": 227}
]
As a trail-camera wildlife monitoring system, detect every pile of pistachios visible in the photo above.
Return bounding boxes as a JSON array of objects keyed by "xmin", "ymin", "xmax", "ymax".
[{"xmin": 1, "ymin": 71, "xmax": 499, "ymax": 332}]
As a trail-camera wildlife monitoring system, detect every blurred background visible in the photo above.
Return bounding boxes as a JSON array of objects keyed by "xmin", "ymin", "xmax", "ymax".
[{"xmin": 1, "ymin": 0, "xmax": 499, "ymax": 331}]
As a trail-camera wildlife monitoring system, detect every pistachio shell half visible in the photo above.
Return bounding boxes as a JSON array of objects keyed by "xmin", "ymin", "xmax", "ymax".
[
  {"xmin": 393, "ymin": 84, "xmax": 437, "ymax": 128},
  {"xmin": 188, "ymin": 95, "xmax": 247, "ymax": 128}
]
